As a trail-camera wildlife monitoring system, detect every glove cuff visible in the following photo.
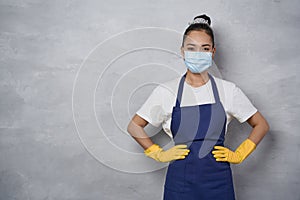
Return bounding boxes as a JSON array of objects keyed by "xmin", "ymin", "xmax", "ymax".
[
  {"xmin": 244, "ymin": 139, "xmax": 256, "ymax": 151},
  {"xmin": 144, "ymin": 144, "xmax": 161, "ymax": 156},
  {"xmin": 236, "ymin": 139, "xmax": 257, "ymax": 161}
]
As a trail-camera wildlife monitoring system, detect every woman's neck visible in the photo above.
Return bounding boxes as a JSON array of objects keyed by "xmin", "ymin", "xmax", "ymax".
[{"xmin": 185, "ymin": 70, "xmax": 210, "ymax": 87}]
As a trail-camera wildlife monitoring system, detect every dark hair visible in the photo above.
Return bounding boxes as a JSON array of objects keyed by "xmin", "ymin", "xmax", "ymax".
[{"xmin": 182, "ymin": 14, "xmax": 215, "ymax": 47}]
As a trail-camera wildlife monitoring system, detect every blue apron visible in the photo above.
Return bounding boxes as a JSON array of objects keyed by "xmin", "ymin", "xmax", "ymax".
[{"xmin": 163, "ymin": 73, "xmax": 235, "ymax": 200}]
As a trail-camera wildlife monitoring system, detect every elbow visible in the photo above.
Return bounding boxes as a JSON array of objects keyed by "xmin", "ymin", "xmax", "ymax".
[
  {"xmin": 263, "ymin": 119, "xmax": 270, "ymax": 135},
  {"xmin": 127, "ymin": 120, "xmax": 138, "ymax": 137},
  {"xmin": 127, "ymin": 120, "xmax": 133, "ymax": 135}
]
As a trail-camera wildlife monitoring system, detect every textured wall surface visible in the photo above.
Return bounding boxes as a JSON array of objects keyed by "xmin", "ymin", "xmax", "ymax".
[{"xmin": 1, "ymin": 0, "xmax": 299, "ymax": 200}]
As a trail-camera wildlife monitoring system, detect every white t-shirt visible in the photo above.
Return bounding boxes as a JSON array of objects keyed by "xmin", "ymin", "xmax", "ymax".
[{"xmin": 136, "ymin": 75, "xmax": 257, "ymax": 138}]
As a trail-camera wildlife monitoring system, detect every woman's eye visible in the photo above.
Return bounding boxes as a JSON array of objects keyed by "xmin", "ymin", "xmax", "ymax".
[
  {"xmin": 204, "ymin": 48, "xmax": 210, "ymax": 51},
  {"xmin": 187, "ymin": 48, "xmax": 195, "ymax": 51}
]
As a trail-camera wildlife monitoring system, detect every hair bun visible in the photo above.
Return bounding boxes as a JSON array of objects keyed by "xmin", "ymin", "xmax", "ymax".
[{"xmin": 189, "ymin": 14, "xmax": 211, "ymax": 26}]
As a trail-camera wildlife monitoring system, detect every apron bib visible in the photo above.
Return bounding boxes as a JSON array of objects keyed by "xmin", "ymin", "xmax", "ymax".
[{"xmin": 163, "ymin": 73, "xmax": 235, "ymax": 200}]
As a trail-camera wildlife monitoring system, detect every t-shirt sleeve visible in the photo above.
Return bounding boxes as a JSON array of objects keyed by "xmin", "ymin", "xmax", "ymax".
[
  {"xmin": 136, "ymin": 85, "xmax": 165, "ymax": 127},
  {"xmin": 229, "ymin": 84, "xmax": 258, "ymax": 123}
]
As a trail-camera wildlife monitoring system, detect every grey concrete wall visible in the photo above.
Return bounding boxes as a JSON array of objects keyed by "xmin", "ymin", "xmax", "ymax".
[{"xmin": 1, "ymin": 0, "xmax": 299, "ymax": 199}]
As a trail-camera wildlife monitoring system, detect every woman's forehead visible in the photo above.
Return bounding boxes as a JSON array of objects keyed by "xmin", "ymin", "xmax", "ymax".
[{"xmin": 184, "ymin": 31, "xmax": 212, "ymax": 46}]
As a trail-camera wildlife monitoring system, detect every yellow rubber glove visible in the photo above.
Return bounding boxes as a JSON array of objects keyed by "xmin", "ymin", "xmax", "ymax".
[
  {"xmin": 144, "ymin": 144, "xmax": 190, "ymax": 162},
  {"xmin": 212, "ymin": 139, "xmax": 256, "ymax": 164}
]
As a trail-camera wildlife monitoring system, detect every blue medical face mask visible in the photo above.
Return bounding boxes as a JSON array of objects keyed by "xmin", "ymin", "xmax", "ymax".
[{"xmin": 183, "ymin": 51, "xmax": 213, "ymax": 73}]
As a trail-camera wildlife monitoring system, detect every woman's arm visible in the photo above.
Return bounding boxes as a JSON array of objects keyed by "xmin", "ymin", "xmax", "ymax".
[
  {"xmin": 127, "ymin": 114, "xmax": 154, "ymax": 150},
  {"xmin": 247, "ymin": 111, "xmax": 270, "ymax": 145},
  {"xmin": 127, "ymin": 114, "xmax": 190, "ymax": 162},
  {"xmin": 212, "ymin": 111, "xmax": 270, "ymax": 164}
]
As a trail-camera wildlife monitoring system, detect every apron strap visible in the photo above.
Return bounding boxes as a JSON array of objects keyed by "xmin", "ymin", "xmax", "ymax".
[
  {"xmin": 208, "ymin": 73, "xmax": 221, "ymax": 103},
  {"xmin": 175, "ymin": 73, "xmax": 221, "ymax": 107},
  {"xmin": 175, "ymin": 73, "xmax": 186, "ymax": 107}
]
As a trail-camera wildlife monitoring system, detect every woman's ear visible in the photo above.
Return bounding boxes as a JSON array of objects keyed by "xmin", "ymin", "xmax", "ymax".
[
  {"xmin": 180, "ymin": 47, "xmax": 184, "ymax": 59},
  {"xmin": 212, "ymin": 47, "xmax": 216, "ymax": 59}
]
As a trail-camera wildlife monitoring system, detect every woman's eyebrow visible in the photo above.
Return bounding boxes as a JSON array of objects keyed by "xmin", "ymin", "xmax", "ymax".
[
  {"xmin": 186, "ymin": 43, "xmax": 211, "ymax": 47},
  {"xmin": 186, "ymin": 43, "xmax": 196, "ymax": 46}
]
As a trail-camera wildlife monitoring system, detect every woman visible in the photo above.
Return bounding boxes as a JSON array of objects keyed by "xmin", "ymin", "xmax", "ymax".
[{"xmin": 127, "ymin": 14, "xmax": 269, "ymax": 200}]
